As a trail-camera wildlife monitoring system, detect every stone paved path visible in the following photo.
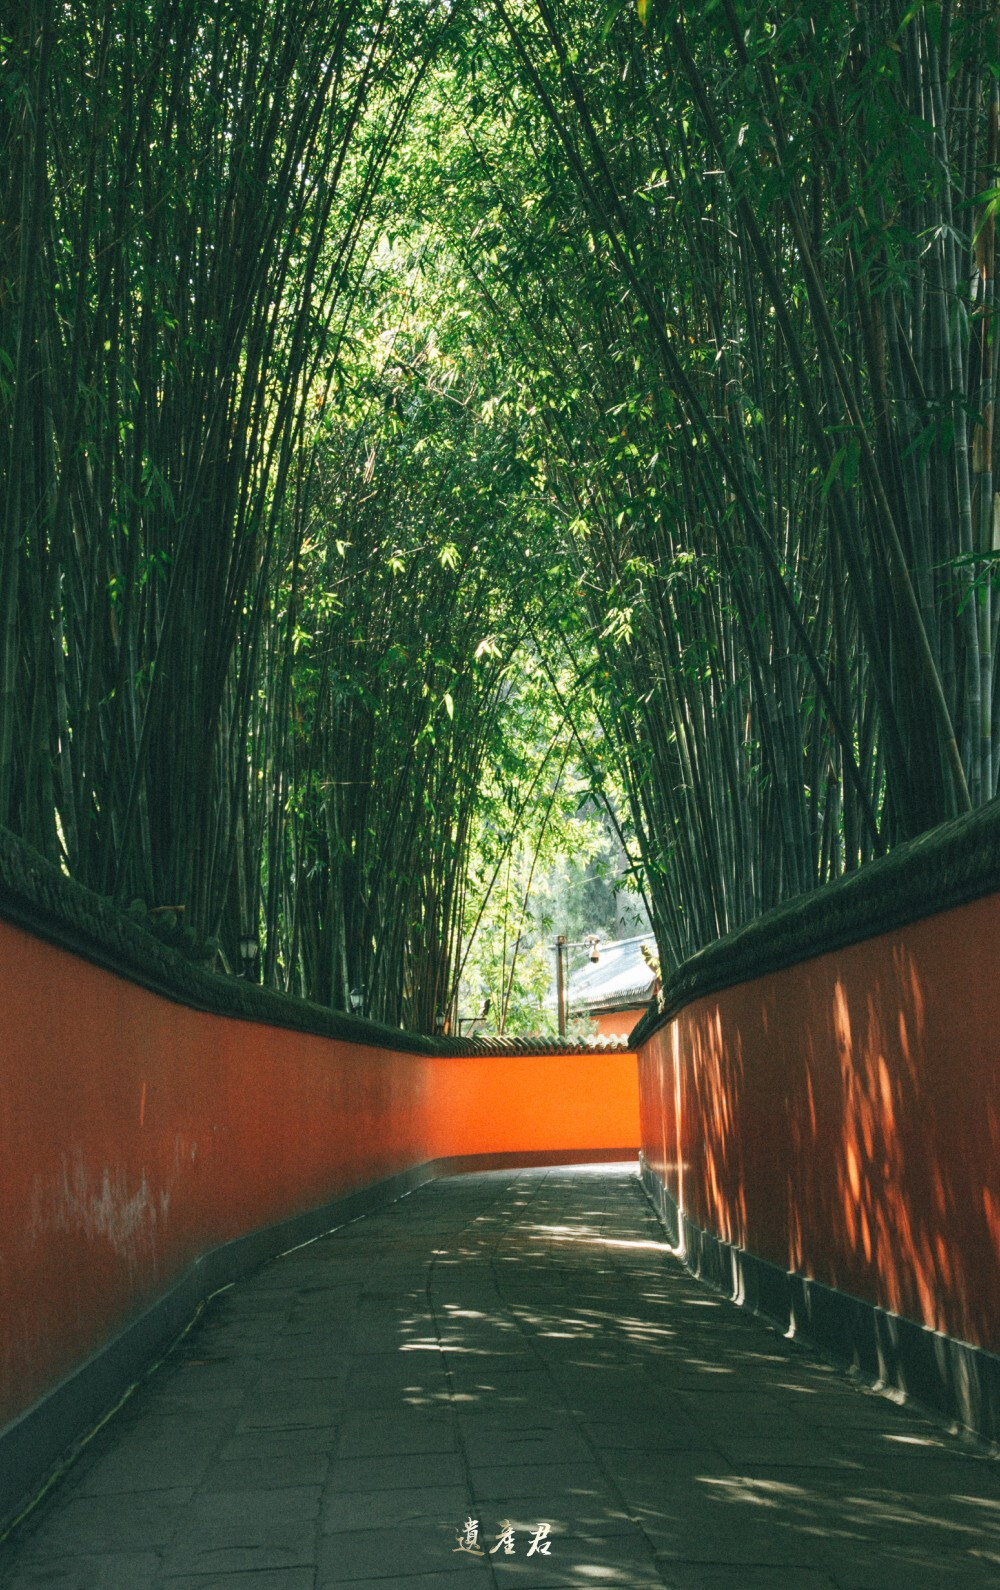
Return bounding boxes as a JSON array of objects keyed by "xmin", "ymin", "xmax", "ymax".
[{"xmin": 1, "ymin": 1165, "xmax": 998, "ymax": 1589}]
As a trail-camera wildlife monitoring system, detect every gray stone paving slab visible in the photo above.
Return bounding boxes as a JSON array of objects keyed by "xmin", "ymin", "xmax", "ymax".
[
  {"xmin": 1, "ymin": 1164, "xmax": 998, "ymax": 1589},
  {"xmin": 217, "ymin": 1426, "xmax": 340, "ymax": 1460},
  {"xmin": 477, "ymin": 1499, "xmax": 636, "ymax": 1536},
  {"xmin": 317, "ymin": 1522, "xmax": 487, "ymax": 1580},
  {"xmin": 183, "ymin": 1486, "xmax": 323, "ymax": 1528},
  {"xmin": 161, "ymin": 1573, "xmax": 316, "ymax": 1590},
  {"xmin": 320, "ymin": 1485, "xmax": 473, "ymax": 1534},
  {"xmin": 335, "ymin": 1421, "xmax": 459, "ymax": 1460},
  {"xmin": 664, "ymin": 1570, "xmax": 839, "ymax": 1589},
  {"xmin": 11, "ymin": 1491, "xmax": 196, "ymax": 1552},
  {"xmin": 333, "ymin": 1575, "xmax": 490, "ymax": 1590},
  {"xmin": 1, "ymin": 1552, "xmax": 164, "ymax": 1589},
  {"xmin": 203, "ymin": 1454, "xmax": 332, "ymax": 1491}
]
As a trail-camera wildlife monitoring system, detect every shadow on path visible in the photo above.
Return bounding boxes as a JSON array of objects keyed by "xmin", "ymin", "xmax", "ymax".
[{"xmin": 1, "ymin": 1165, "xmax": 997, "ymax": 1588}]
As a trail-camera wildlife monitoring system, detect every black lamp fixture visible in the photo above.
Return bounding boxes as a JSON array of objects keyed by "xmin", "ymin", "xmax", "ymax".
[
  {"xmin": 349, "ymin": 986, "xmax": 365, "ymax": 1015},
  {"xmin": 238, "ymin": 934, "xmax": 259, "ymax": 979}
]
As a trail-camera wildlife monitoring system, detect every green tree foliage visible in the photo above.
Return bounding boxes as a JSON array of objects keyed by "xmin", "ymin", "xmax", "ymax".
[
  {"xmin": 421, "ymin": 0, "xmax": 1000, "ymax": 965},
  {"xmin": 3, "ymin": 0, "xmax": 996, "ymax": 1019},
  {"xmin": 247, "ymin": 235, "xmax": 572, "ymax": 1024},
  {"xmin": 0, "ymin": 0, "xmax": 443, "ymax": 929}
]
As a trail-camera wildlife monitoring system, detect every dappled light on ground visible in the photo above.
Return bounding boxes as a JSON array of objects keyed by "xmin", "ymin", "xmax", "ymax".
[{"xmin": 1, "ymin": 1167, "xmax": 996, "ymax": 1588}]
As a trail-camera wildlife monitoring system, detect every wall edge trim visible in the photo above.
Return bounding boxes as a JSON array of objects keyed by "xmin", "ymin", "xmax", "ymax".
[
  {"xmin": 638, "ymin": 1155, "xmax": 1000, "ymax": 1447},
  {"xmin": 629, "ymin": 796, "xmax": 1000, "ymax": 1047},
  {"xmin": 0, "ymin": 829, "xmax": 628, "ymax": 1055},
  {"xmin": 12, "ymin": 798, "xmax": 1000, "ymax": 1059}
]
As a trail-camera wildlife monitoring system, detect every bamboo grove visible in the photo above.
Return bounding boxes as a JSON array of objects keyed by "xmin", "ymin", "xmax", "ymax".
[
  {"xmin": 3, "ymin": 1, "xmax": 999, "ymax": 1025},
  {"xmin": 432, "ymin": 0, "xmax": 1000, "ymax": 964}
]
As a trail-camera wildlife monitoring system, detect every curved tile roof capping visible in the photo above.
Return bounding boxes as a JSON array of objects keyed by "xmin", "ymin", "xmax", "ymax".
[
  {"xmin": 455, "ymin": 1032, "xmax": 632, "ymax": 1055},
  {"xmin": 0, "ymin": 828, "xmax": 635, "ymax": 1056}
]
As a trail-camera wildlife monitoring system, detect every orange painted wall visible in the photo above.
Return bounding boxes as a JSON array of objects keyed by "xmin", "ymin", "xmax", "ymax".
[
  {"xmin": 0, "ymin": 917, "xmax": 638, "ymax": 1434},
  {"xmin": 425, "ymin": 1048, "xmax": 639, "ymax": 1160},
  {"xmin": 591, "ymin": 1006, "xmax": 648, "ymax": 1040},
  {"xmin": 637, "ymin": 892, "xmax": 1000, "ymax": 1355}
]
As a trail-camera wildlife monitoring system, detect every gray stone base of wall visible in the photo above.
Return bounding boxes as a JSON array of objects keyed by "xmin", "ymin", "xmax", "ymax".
[
  {"xmin": 0, "ymin": 1148, "xmax": 636, "ymax": 1538},
  {"xmin": 639, "ymin": 1154, "xmax": 1000, "ymax": 1448}
]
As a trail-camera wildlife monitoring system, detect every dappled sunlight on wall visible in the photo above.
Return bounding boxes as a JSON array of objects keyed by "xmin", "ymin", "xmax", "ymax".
[{"xmin": 637, "ymin": 893, "xmax": 1000, "ymax": 1355}]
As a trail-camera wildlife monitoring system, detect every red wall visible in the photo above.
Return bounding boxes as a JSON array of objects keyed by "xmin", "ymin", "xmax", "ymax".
[
  {"xmin": 425, "ymin": 1048, "xmax": 638, "ymax": 1159},
  {"xmin": 0, "ymin": 919, "xmax": 638, "ymax": 1433},
  {"xmin": 592, "ymin": 1006, "xmax": 647, "ymax": 1040},
  {"xmin": 638, "ymin": 893, "xmax": 1000, "ymax": 1355}
]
